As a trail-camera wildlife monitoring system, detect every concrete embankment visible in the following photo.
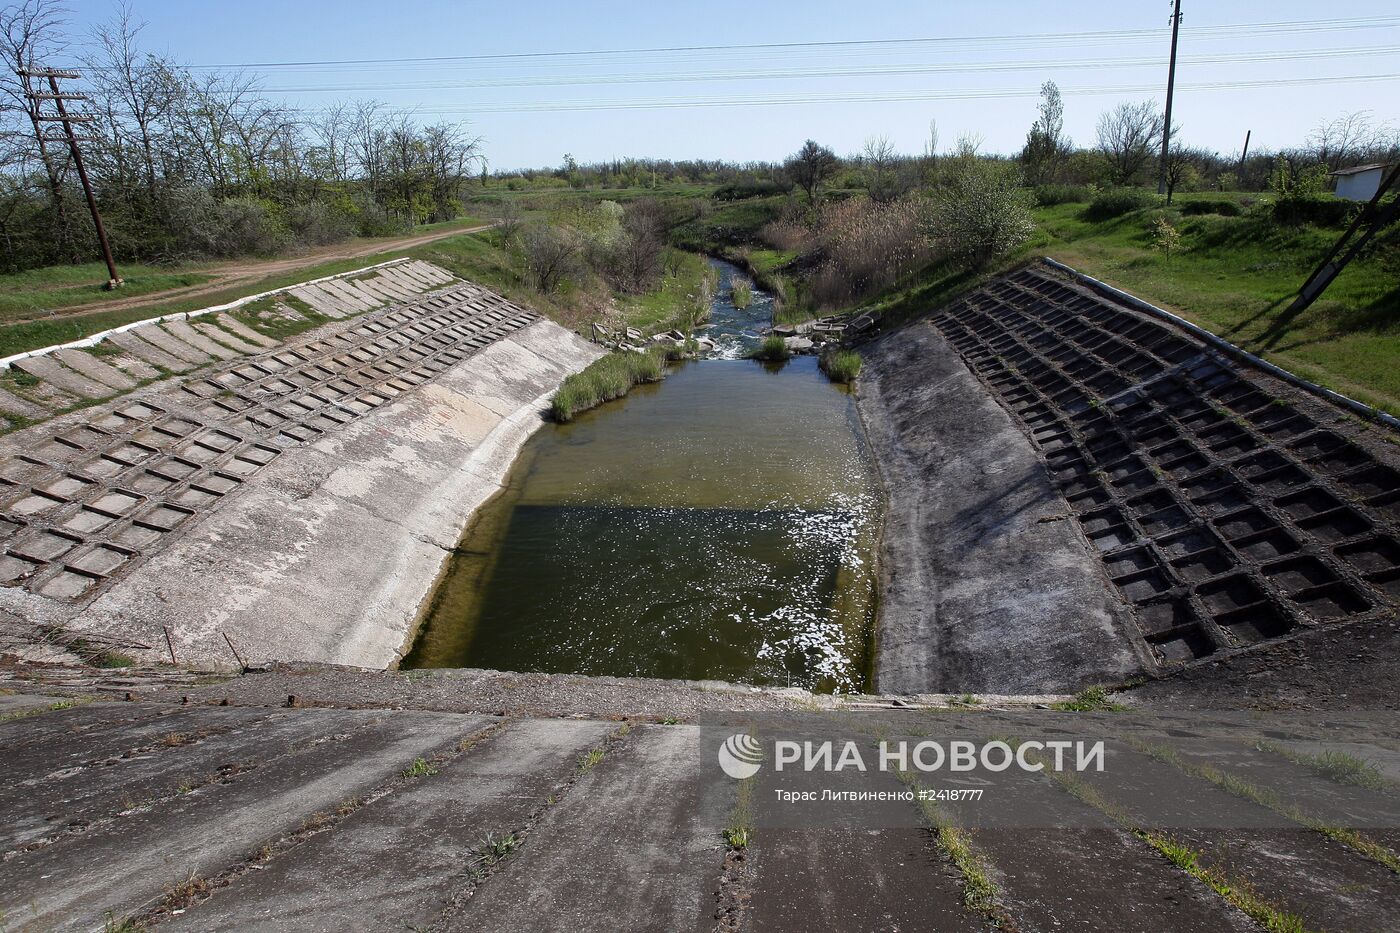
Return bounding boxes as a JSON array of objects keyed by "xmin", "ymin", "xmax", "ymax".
[
  {"xmin": 0, "ymin": 271, "xmax": 604, "ymax": 670},
  {"xmin": 858, "ymin": 321, "xmax": 1148, "ymax": 695}
]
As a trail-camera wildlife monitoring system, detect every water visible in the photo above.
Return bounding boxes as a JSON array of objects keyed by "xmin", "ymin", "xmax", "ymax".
[
  {"xmin": 403, "ymin": 261, "xmax": 881, "ymax": 692},
  {"xmin": 702, "ymin": 257, "xmax": 774, "ymax": 359}
]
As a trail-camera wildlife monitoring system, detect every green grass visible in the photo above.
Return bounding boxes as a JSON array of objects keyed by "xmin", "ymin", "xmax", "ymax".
[
  {"xmin": 551, "ymin": 349, "xmax": 666, "ymax": 423},
  {"xmin": 1255, "ymin": 741, "xmax": 1394, "ymax": 792},
  {"xmin": 749, "ymin": 334, "xmax": 791, "ymax": 362},
  {"xmin": 402, "ymin": 757, "xmax": 439, "ymax": 778},
  {"xmin": 1050, "ymin": 685, "xmax": 1128, "ymax": 712},
  {"xmin": 0, "ymin": 262, "xmax": 213, "ymax": 322},
  {"xmin": 724, "ymin": 774, "xmax": 755, "ymax": 849},
  {"xmin": 615, "ymin": 251, "xmax": 715, "ymax": 334},
  {"xmin": 730, "ymin": 277, "xmax": 753, "ymax": 309},
  {"xmin": 1030, "ymin": 201, "xmax": 1400, "ymax": 416},
  {"xmin": 819, "ymin": 349, "xmax": 861, "ymax": 384}
]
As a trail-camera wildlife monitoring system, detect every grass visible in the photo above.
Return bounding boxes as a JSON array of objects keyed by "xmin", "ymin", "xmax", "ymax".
[
  {"xmin": 724, "ymin": 773, "xmax": 755, "ymax": 850},
  {"xmin": 1255, "ymin": 741, "xmax": 1394, "ymax": 792},
  {"xmin": 895, "ymin": 768, "xmax": 1012, "ymax": 926},
  {"xmin": 1019, "ymin": 743, "xmax": 1313, "ymax": 933},
  {"xmin": 402, "ymin": 757, "xmax": 439, "ymax": 779},
  {"xmin": 0, "ymin": 262, "xmax": 213, "ymax": 321},
  {"xmin": 551, "ymin": 348, "xmax": 666, "ymax": 422},
  {"xmin": 1030, "ymin": 201, "xmax": 1400, "ymax": 416},
  {"xmin": 730, "ymin": 277, "xmax": 753, "ymax": 309},
  {"xmin": 1130, "ymin": 738, "xmax": 1400, "ymax": 875},
  {"xmin": 819, "ymin": 349, "xmax": 861, "ymax": 384},
  {"xmin": 578, "ymin": 746, "xmax": 607, "ymax": 773},
  {"xmin": 1050, "ymin": 685, "xmax": 1128, "ymax": 712},
  {"xmin": 749, "ymin": 334, "xmax": 791, "ymax": 362}
]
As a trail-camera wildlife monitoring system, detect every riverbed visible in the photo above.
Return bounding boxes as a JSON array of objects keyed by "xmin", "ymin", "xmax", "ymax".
[{"xmin": 403, "ymin": 261, "xmax": 881, "ymax": 692}]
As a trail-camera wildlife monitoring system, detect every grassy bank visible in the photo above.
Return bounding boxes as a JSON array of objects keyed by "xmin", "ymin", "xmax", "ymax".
[
  {"xmin": 551, "ymin": 348, "xmax": 665, "ymax": 422},
  {"xmin": 1029, "ymin": 199, "xmax": 1399, "ymax": 415}
]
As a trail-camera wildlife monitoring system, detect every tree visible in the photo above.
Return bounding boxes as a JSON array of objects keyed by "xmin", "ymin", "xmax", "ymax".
[
  {"xmin": 1096, "ymin": 100, "xmax": 1164, "ymax": 186},
  {"xmin": 784, "ymin": 139, "xmax": 839, "ymax": 204},
  {"xmin": 926, "ymin": 157, "xmax": 1035, "ymax": 270},
  {"xmin": 860, "ymin": 135, "xmax": 900, "ymax": 203},
  {"xmin": 1306, "ymin": 111, "xmax": 1397, "ymax": 170},
  {"xmin": 1021, "ymin": 81, "xmax": 1067, "ymax": 186},
  {"xmin": 522, "ymin": 223, "xmax": 581, "ymax": 292},
  {"xmin": 1162, "ymin": 142, "xmax": 1208, "ymax": 204}
]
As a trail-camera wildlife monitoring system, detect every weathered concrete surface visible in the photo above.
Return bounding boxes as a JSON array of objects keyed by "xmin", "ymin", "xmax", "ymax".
[
  {"xmin": 29, "ymin": 319, "xmax": 603, "ymax": 669},
  {"xmin": 858, "ymin": 322, "xmax": 1149, "ymax": 695}
]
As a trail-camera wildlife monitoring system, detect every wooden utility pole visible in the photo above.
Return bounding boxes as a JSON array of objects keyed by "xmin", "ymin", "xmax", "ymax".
[
  {"xmin": 1238, "ymin": 130, "xmax": 1252, "ymax": 174},
  {"xmin": 20, "ymin": 67, "xmax": 124, "ymax": 289},
  {"xmin": 1156, "ymin": 0, "xmax": 1183, "ymax": 196},
  {"xmin": 1287, "ymin": 162, "xmax": 1400, "ymax": 316}
]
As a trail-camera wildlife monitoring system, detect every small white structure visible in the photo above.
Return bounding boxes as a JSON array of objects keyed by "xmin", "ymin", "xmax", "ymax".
[{"xmin": 1330, "ymin": 163, "xmax": 1393, "ymax": 201}]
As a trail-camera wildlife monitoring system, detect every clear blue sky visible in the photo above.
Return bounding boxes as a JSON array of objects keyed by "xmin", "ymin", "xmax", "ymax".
[{"xmin": 64, "ymin": 0, "xmax": 1400, "ymax": 170}]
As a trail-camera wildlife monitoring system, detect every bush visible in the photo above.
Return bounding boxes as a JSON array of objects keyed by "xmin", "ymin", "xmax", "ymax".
[
  {"xmin": 1273, "ymin": 196, "xmax": 1356, "ymax": 227},
  {"xmin": 1179, "ymin": 199, "xmax": 1243, "ymax": 217},
  {"xmin": 819, "ymin": 349, "xmax": 862, "ymax": 383},
  {"xmin": 731, "ymin": 277, "xmax": 753, "ymax": 309},
  {"xmin": 1035, "ymin": 184, "xmax": 1096, "ymax": 206},
  {"xmin": 550, "ymin": 349, "xmax": 665, "ymax": 422},
  {"xmin": 285, "ymin": 201, "xmax": 356, "ymax": 246},
  {"xmin": 1082, "ymin": 188, "xmax": 1159, "ymax": 221},
  {"xmin": 713, "ymin": 179, "xmax": 791, "ymax": 200},
  {"xmin": 927, "ymin": 159, "xmax": 1036, "ymax": 270},
  {"xmin": 750, "ymin": 335, "xmax": 792, "ymax": 362},
  {"xmin": 1151, "ymin": 216, "xmax": 1182, "ymax": 255}
]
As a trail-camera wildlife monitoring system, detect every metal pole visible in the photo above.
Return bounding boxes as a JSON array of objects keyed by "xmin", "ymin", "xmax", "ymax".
[
  {"xmin": 1157, "ymin": 0, "xmax": 1183, "ymax": 197},
  {"xmin": 46, "ymin": 73, "xmax": 123, "ymax": 289}
]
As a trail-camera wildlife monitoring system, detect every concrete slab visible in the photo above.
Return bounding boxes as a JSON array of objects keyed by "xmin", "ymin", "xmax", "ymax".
[
  {"xmin": 214, "ymin": 316, "xmax": 279, "ymax": 349},
  {"xmin": 191, "ymin": 321, "xmax": 263, "ymax": 355},
  {"xmin": 165, "ymin": 717, "xmax": 614, "ymax": 932},
  {"xmin": 453, "ymin": 724, "xmax": 727, "ymax": 933},
  {"xmin": 318, "ymin": 280, "xmax": 376, "ymax": 313},
  {"xmin": 0, "ymin": 385, "xmax": 47, "ymax": 418},
  {"xmin": 163, "ymin": 321, "xmax": 243, "ymax": 360},
  {"xmin": 12, "ymin": 355, "xmax": 112, "ymax": 399},
  {"xmin": 858, "ymin": 323, "xmax": 1147, "ymax": 694},
  {"xmin": 52, "ymin": 350, "xmax": 139, "ymax": 391},
  {"xmin": 127, "ymin": 324, "xmax": 212, "ymax": 364},
  {"xmin": 106, "ymin": 330, "xmax": 194, "ymax": 371},
  {"xmin": 0, "ymin": 709, "xmax": 486, "ymax": 931},
  {"xmin": 288, "ymin": 285, "xmax": 349, "ymax": 318}
]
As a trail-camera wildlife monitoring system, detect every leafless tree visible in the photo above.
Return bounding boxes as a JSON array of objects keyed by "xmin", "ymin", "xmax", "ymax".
[
  {"xmin": 522, "ymin": 223, "xmax": 581, "ymax": 292},
  {"xmin": 861, "ymin": 135, "xmax": 900, "ymax": 203},
  {"xmin": 1306, "ymin": 111, "xmax": 1397, "ymax": 170},
  {"xmin": 1096, "ymin": 100, "xmax": 1164, "ymax": 186},
  {"xmin": 784, "ymin": 139, "xmax": 839, "ymax": 204}
]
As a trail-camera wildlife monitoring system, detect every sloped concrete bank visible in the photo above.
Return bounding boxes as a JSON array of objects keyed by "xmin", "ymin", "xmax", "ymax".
[
  {"xmin": 0, "ymin": 311, "xmax": 604, "ymax": 670},
  {"xmin": 857, "ymin": 322, "xmax": 1151, "ymax": 695}
]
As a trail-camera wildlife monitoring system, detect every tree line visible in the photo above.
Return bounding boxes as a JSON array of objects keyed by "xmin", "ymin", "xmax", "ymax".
[{"xmin": 0, "ymin": 0, "xmax": 484, "ymax": 273}]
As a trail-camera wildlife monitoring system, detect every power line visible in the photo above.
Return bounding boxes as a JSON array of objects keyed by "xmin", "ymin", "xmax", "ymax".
[
  {"xmin": 280, "ymin": 72, "xmax": 1400, "ymax": 116},
  {"xmin": 255, "ymin": 45, "xmax": 1400, "ymax": 94},
  {"xmin": 169, "ymin": 14, "xmax": 1400, "ymax": 71}
]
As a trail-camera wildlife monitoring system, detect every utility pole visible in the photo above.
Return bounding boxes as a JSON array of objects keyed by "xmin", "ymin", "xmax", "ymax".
[
  {"xmin": 20, "ymin": 67, "xmax": 123, "ymax": 289},
  {"xmin": 1238, "ymin": 130, "xmax": 1252, "ymax": 174},
  {"xmin": 1156, "ymin": 0, "xmax": 1183, "ymax": 196}
]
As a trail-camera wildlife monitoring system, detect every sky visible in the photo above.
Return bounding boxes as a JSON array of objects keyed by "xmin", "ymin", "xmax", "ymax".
[{"xmin": 59, "ymin": 0, "xmax": 1400, "ymax": 171}]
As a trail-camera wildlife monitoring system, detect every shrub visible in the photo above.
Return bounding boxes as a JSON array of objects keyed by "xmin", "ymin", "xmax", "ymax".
[
  {"xmin": 819, "ymin": 349, "xmax": 862, "ymax": 383},
  {"xmin": 1035, "ymin": 184, "xmax": 1096, "ymax": 206},
  {"xmin": 927, "ymin": 159, "xmax": 1036, "ymax": 270},
  {"xmin": 1151, "ymin": 216, "xmax": 1182, "ymax": 256},
  {"xmin": 1082, "ymin": 188, "xmax": 1159, "ymax": 221},
  {"xmin": 285, "ymin": 201, "xmax": 356, "ymax": 246},
  {"xmin": 1179, "ymin": 199, "xmax": 1243, "ymax": 217},
  {"xmin": 750, "ymin": 335, "xmax": 792, "ymax": 362},
  {"xmin": 550, "ymin": 349, "xmax": 665, "ymax": 422},
  {"xmin": 713, "ymin": 179, "xmax": 791, "ymax": 200},
  {"xmin": 731, "ymin": 277, "xmax": 753, "ymax": 309}
]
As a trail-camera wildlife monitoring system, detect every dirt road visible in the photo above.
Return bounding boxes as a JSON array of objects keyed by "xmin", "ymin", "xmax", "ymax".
[{"xmin": 21, "ymin": 222, "xmax": 495, "ymax": 324}]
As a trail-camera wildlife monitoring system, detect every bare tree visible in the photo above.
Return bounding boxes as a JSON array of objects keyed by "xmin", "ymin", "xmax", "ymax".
[
  {"xmin": 1306, "ymin": 111, "xmax": 1396, "ymax": 170},
  {"xmin": 522, "ymin": 223, "xmax": 581, "ymax": 292},
  {"xmin": 1096, "ymin": 100, "xmax": 1164, "ymax": 186},
  {"xmin": 860, "ymin": 135, "xmax": 899, "ymax": 203},
  {"xmin": 784, "ymin": 139, "xmax": 839, "ymax": 204}
]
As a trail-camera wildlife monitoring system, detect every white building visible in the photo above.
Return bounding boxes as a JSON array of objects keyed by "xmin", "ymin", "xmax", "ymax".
[{"xmin": 1330, "ymin": 163, "xmax": 1393, "ymax": 201}]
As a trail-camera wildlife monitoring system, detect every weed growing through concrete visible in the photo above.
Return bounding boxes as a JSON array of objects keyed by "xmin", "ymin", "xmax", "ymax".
[
  {"xmin": 577, "ymin": 747, "xmax": 606, "ymax": 773},
  {"xmin": 1018, "ymin": 743, "xmax": 1312, "ymax": 933},
  {"xmin": 473, "ymin": 831, "xmax": 520, "ymax": 871},
  {"xmin": 402, "ymin": 757, "xmax": 439, "ymax": 779},
  {"xmin": 102, "ymin": 911, "xmax": 146, "ymax": 933},
  {"xmin": 894, "ymin": 769, "xmax": 1013, "ymax": 927},
  {"xmin": 1050, "ymin": 685, "xmax": 1128, "ymax": 712},
  {"xmin": 1130, "ymin": 738, "xmax": 1400, "ymax": 875},
  {"xmin": 1255, "ymin": 741, "xmax": 1393, "ymax": 792},
  {"xmin": 724, "ymin": 776, "xmax": 755, "ymax": 850}
]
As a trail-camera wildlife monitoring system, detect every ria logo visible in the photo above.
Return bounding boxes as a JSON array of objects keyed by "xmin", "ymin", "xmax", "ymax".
[{"xmin": 718, "ymin": 733, "xmax": 763, "ymax": 779}]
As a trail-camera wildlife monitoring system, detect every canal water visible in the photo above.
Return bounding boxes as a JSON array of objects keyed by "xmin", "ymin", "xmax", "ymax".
[{"xmin": 403, "ymin": 260, "xmax": 881, "ymax": 692}]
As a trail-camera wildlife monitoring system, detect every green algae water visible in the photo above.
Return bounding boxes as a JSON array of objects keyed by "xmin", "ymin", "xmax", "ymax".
[{"xmin": 403, "ymin": 263, "xmax": 880, "ymax": 692}]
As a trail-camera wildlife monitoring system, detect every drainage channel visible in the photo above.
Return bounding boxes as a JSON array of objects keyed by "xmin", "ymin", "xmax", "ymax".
[{"xmin": 404, "ymin": 260, "xmax": 881, "ymax": 693}]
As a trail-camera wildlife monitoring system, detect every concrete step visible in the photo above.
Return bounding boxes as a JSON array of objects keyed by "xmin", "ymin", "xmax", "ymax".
[
  {"xmin": 164, "ymin": 717, "xmax": 614, "ymax": 932},
  {"xmin": 452, "ymin": 724, "xmax": 728, "ymax": 932},
  {"xmin": 163, "ymin": 321, "xmax": 243, "ymax": 361},
  {"xmin": 128, "ymin": 324, "xmax": 211, "ymax": 365},
  {"xmin": 105, "ymin": 330, "xmax": 195, "ymax": 371},
  {"xmin": 0, "ymin": 706, "xmax": 489, "ymax": 931},
  {"xmin": 214, "ymin": 316, "xmax": 279, "ymax": 349},
  {"xmin": 12, "ymin": 355, "xmax": 111, "ymax": 400},
  {"xmin": 52, "ymin": 350, "xmax": 138, "ymax": 391},
  {"xmin": 191, "ymin": 321, "xmax": 263, "ymax": 355}
]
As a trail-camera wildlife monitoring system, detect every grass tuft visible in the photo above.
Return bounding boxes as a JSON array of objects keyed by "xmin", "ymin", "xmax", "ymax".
[
  {"xmin": 819, "ymin": 349, "xmax": 862, "ymax": 384},
  {"xmin": 1255, "ymin": 741, "xmax": 1393, "ymax": 792},
  {"xmin": 551, "ymin": 349, "xmax": 666, "ymax": 423},
  {"xmin": 749, "ymin": 334, "xmax": 791, "ymax": 362},
  {"xmin": 1050, "ymin": 685, "xmax": 1128, "ymax": 712},
  {"xmin": 402, "ymin": 757, "xmax": 439, "ymax": 779}
]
